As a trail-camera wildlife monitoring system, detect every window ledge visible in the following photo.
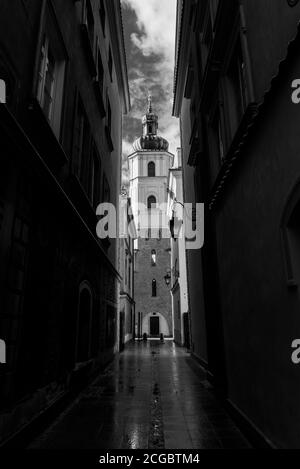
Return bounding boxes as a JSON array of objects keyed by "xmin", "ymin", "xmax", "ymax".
[
  {"xmin": 80, "ymin": 24, "xmax": 97, "ymax": 78},
  {"xmin": 105, "ymin": 125, "xmax": 114, "ymax": 152},
  {"xmin": 27, "ymin": 98, "xmax": 68, "ymax": 169},
  {"xmin": 93, "ymin": 81, "xmax": 106, "ymax": 118}
]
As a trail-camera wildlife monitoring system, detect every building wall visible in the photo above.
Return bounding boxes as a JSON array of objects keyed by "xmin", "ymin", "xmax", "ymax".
[
  {"xmin": 0, "ymin": 0, "xmax": 129, "ymax": 445},
  {"xmin": 168, "ymin": 149, "xmax": 190, "ymax": 346},
  {"xmin": 118, "ymin": 196, "xmax": 135, "ymax": 348},
  {"xmin": 173, "ymin": 0, "xmax": 300, "ymax": 448},
  {"xmin": 215, "ymin": 48, "xmax": 300, "ymax": 449},
  {"xmin": 180, "ymin": 98, "xmax": 208, "ymax": 361}
]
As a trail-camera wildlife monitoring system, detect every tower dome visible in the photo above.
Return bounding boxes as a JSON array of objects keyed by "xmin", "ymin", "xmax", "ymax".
[{"xmin": 132, "ymin": 95, "xmax": 169, "ymax": 152}]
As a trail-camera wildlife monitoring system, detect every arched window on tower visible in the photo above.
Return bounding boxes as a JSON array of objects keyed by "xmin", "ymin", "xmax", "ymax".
[
  {"xmin": 151, "ymin": 250, "xmax": 157, "ymax": 266},
  {"xmin": 148, "ymin": 162, "xmax": 155, "ymax": 177},
  {"xmin": 147, "ymin": 195, "xmax": 157, "ymax": 210},
  {"xmin": 152, "ymin": 279, "xmax": 157, "ymax": 297}
]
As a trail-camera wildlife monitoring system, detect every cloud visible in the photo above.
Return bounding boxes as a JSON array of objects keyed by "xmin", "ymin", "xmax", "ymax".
[
  {"xmin": 122, "ymin": 0, "xmax": 176, "ymax": 65},
  {"xmin": 121, "ymin": 0, "xmax": 180, "ymax": 162}
]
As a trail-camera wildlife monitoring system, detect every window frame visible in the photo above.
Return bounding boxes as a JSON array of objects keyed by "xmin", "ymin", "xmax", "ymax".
[{"xmin": 34, "ymin": 1, "xmax": 68, "ymax": 141}]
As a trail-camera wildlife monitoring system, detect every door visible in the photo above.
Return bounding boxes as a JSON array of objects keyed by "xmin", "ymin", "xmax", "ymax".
[
  {"xmin": 150, "ymin": 316, "xmax": 160, "ymax": 336},
  {"xmin": 183, "ymin": 313, "xmax": 190, "ymax": 349}
]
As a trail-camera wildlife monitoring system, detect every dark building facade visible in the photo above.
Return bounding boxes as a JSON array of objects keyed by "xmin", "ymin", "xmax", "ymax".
[
  {"xmin": 174, "ymin": 0, "xmax": 300, "ymax": 449},
  {"xmin": 0, "ymin": 0, "xmax": 129, "ymax": 445},
  {"xmin": 118, "ymin": 189, "xmax": 136, "ymax": 350}
]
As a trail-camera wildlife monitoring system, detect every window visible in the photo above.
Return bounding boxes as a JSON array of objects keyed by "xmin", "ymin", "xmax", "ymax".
[
  {"xmin": 147, "ymin": 195, "xmax": 157, "ymax": 210},
  {"xmin": 107, "ymin": 96, "xmax": 111, "ymax": 134},
  {"xmin": 79, "ymin": 0, "xmax": 97, "ymax": 76},
  {"xmin": 102, "ymin": 174, "xmax": 110, "ymax": 203},
  {"xmin": 0, "ymin": 63, "xmax": 16, "ymax": 109},
  {"xmin": 151, "ymin": 250, "xmax": 156, "ymax": 266},
  {"xmin": 105, "ymin": 94, "xmax": 113, "ymax": 151},
  {"xmin": 108, "ymin": 46, "xmax": 113, "ymax": 81},
  {"xmin": 99, "ymin": 0, "xmax": 106, "ymax": 35},
  {"xmin": 201, "ymin": 11, "xmax": 213, "ymax": 68},
  {"xmin": 36, "ymin": 27, "xmax": 66, "ymax": 138},
  {"xmin": 90, "ymin": 144, "xmax": 101, "ymax": 208},
  {"xmin": 184, "ymin": 55, "xmax": 194, "ymax": 99},
  {"xmin": 212, "ymin": 107, "xmax": 225, "ymax": 162},
  {"xmin": 96, "ymin": 45, "xmax": 104, "ymax": 94},
  {"xmin": 226, "ymin": 37, "xmax": 248, "ymax": 136},
  {"xmin": 73, "ymin": 99, "xmax": 91, "ymax": 188},
  {"xmin": 93, "ymin": 37, "xmax": 106, "ymax": 116},
  {"xmin": 128, "ymin": 260, "xmax": 131, "ymax": 289},
  {"xmin": 152, "ymin": 279, "xmax": 157, "ymax": 297},
  {"xmin": 148, "ymin": 162, "xmax": 155, "ymax": 177},
  {"xmin": 84, "ymin": 0, "xmax": 94, "ymax": 50}
]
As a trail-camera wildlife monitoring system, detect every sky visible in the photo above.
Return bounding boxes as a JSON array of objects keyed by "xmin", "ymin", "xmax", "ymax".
[{"xmin": 121, "ymin": 0, "xmax": 180, "ymax": 185}]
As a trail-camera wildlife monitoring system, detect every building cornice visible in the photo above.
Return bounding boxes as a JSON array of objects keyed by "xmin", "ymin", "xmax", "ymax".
[
  {"xmin": 127, "ymin": 150, "xmax": 174, "ymax": 159},
  {"xmin": 173, "ymin": 0, "xmax": 193, "ymax": 117}
]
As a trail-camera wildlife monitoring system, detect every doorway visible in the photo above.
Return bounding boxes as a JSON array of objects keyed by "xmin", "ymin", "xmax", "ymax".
[
  {"xmin": 150, "ymin": 316, "xmax": 160, "ymax": 336},
  {"xmin": 119, "ymin": 310, "xmax": 125, "ymax": 352}
]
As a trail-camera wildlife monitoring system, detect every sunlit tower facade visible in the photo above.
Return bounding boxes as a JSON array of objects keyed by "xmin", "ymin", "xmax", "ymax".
[{"xmin": 128, "ymin": 97, "xmax": 174, "ymax": 338}]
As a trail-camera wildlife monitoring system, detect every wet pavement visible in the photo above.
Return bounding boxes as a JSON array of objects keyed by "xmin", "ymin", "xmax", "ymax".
[{"xmin": 29, "ymin": 341, "xmax": 251, "ymax": 449}]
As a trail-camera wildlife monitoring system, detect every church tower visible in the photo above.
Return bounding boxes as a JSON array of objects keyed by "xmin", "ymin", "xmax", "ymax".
[{"xmin": 128, "ymin": 96, "xmax": 174, "ymax": 338}]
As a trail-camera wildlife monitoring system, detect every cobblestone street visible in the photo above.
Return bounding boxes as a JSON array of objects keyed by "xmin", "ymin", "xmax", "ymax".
[{"xmin": 29, "ymin": 342, "xmax": 251, "ymax": 450}]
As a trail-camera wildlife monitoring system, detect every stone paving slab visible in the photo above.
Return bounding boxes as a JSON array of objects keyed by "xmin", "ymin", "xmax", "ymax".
[{"xmin": 29, "ymin": 341, "xmax": 252, "ymax": 450}]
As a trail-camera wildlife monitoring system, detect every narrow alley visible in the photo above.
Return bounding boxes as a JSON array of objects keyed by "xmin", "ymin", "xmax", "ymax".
[{"xmin": 29, "ymin": 342, "xmax": 251, "ymax": 450}]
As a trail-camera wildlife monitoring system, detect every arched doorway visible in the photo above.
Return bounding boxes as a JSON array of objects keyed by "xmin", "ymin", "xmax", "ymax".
[{"xmin": 142, "ymin": 312, "xmax": 170, "ymax": 337}]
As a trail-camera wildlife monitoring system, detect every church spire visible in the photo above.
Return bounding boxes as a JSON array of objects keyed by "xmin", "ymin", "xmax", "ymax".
[
  {"xmin": 142, "ymin": 94, "xmax": 158, "ymax": 137},
  {"xmin": 148, "ymin": 93, "xmax": 152, "ymax": 113},
  {"xmin": 132, "ymin": 95, "xmax": 169, "ymax": 152}
]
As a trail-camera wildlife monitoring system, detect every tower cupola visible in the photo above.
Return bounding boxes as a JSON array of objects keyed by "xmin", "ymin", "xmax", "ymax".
[{"xmin": 133, "ymin": 95, "xmax": 169, "ymax": 152}]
